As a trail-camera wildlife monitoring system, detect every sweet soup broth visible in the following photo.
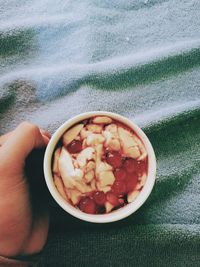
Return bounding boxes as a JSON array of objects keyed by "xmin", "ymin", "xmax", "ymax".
[{"xmin": 52, "ymin": 116, "xmax": 148, "ymax": 214}]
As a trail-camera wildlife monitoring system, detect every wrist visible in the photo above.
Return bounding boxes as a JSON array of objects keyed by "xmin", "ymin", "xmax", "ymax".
[{"xmin": 0, "ymin": 220, "xmax": 31, "ymax": 258}]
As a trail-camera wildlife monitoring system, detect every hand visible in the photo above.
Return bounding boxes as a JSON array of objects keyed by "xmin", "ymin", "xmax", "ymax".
[{"xmin": 0, "ymin": 122, "xmax": 50, "ymax": 257}]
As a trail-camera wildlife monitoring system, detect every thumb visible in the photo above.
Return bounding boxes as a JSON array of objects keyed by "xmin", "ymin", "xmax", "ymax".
[{"xmin": 0, "ymin": 122, "xmax": 49, "ymax": 176}]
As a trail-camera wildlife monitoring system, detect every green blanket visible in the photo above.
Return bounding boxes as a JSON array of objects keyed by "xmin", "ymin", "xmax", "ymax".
[{"xmin": 0, "ymin": 1, "xmax": 200, "ymax": 266}]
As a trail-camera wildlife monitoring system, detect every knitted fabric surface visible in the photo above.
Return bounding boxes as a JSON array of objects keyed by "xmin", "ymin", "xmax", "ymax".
[{"xmin": 0, "ymin": 1, "xmax": 200, "ymax": 266}]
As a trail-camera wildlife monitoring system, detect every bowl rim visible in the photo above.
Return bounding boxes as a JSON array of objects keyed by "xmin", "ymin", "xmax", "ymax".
[{"xmin": 43, "ymin": 111, "xmax": 156, "ymax": 223}]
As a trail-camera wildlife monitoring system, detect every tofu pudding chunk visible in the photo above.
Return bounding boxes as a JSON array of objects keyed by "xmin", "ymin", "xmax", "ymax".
[{"xmin": 52, "ymin": 116, "xmax": 148, "ymax": 214}]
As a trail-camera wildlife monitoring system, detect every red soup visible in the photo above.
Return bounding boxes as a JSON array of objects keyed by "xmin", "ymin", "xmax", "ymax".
[{"xmin": 52, "ymin": 116, "xmax": 148, "ymax": 214}]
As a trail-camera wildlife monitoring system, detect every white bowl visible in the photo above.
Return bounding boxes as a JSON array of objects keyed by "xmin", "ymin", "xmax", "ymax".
[{"xmin": 44, "ymin": 111, "xmax": 156, "ymax": 223}]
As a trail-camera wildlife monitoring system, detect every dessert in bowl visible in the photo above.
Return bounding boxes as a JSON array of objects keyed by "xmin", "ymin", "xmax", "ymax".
[{"xmin": 44, "ymin": 112, "xmax": 156, "ymax": 223}]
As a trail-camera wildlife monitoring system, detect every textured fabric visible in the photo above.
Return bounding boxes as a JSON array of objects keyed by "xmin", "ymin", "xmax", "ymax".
[{"xmin": 0, "ymin": 0, "xmax": 200, "ymax": 267}]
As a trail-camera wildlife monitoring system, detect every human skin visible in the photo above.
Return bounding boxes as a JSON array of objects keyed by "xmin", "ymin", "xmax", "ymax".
[{"xmin": 0, "ymin": 122, "xmax": 50, "ymax": 257}]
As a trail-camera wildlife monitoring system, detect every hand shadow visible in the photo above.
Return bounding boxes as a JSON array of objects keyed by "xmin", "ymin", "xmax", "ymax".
[{"xmin": 25, "ymin": 148, "xmax": 51, "ymax": 217}]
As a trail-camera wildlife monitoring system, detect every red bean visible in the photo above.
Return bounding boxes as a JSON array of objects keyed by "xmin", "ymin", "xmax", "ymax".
[
  {"xmin": 125, "ymin": 173, "xmax": 138, "ymax": 193},
  {"xmin": 123, "ymin": 158, "xmax": 137, "ymax": 173},
  {"xmin": 114, "ymin": 168, "xmax": 126, "ymax": 181},
  {"xmin": 79, "ymin": 197, "xmax": 96, "ymax": 214},
  {"xmin": 93, "ymin": 191, "xmax": 106, "ymax": 206},
  {"xmin": 112, "ymin": 180, "xmax": 127, "ymax": 196},
  {"xmin": 106, "ymin": 151, "xmax": 122, "ymax": 168},
  {"xmin": 67, "ymin": 140, "xmax": 82, "ymax": 153},
  {"xmin": 106, "ymin": 192, "xmax": 119, "ymax": 206}
]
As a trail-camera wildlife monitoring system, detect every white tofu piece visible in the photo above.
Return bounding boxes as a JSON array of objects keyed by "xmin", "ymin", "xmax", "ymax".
[
  {"xmin": 130, "ymin": 134, "xmax": 147, "ymax": 160},
  {"xmin": 85, "ymin": 161, "xmax": 95, "ymax": 173},
  {"xmin": 84, "ymin": 170, "xmax": 95, "ymax": 183},
  {"xmin": 126, "ymin": 146, "xmax": 141, "ymax": 158},
  {"xmin": 103, "ymin": 130, "xmax": 112, "ymax": 143},
  {"xmin": 77, "ymin": 147, "xmax": 95, "ymax": 167},
  {"xmin": 105, "ymin": 124, "xmax": 119, "ymax": 138},
  {"xmin": 140, "ymin": 173, "xmax": 147, "ymax": 186},
  {"xmin": 101, "ymin": 186, "xmax": 111, "ymax": 193},
  {"xmin": 92, "ymin": 116, "xmax": 112, "ymax": 124},
  {"xmin": 68, "ymin": 189, "xmax": 82, "ymax": 205},
  {"xmin": 74, "ymin": 181, "xmax": 92, "ymax": 193},
  {"xmin": 86, "ymin": 124, "xmax": 103, "ymax": 133},
  {"xmin": 62, "ymin": 124, "xmax": 84, "ymax": 146},
  {"xmin": 54, "ymin": 174, "xmax": 68, "ymax": 200},
  {"xmin": 86, "ymin": 133, "xmax": 105, "ymax": 146},
  {"xmin": 80, "ymin": 128, "xmax": 92, "ymax": 139},
  {"xmin": 95, "ymin": 144, "xmax": 103, "ymax": 163},
  {"xmin": 127, "ymin": 190, "xmax": 140, "ymax": 203},
  {"xmin": 99, "ymin": 171, "xmax": 115, "ymax": 187},
  {"xmin": 103, "ymin": 126, "xmax": 121, "ymax": 151},
  {"xmin": 107, "ymin": 139, "xmax": 121, "ymax": 151},
  {"xmin": 52, "ymin": 147, "xmax": 61, "ymax": 174},
  {"xmin": 105, "ymin": 201, "xmax": 114, "ymax": 213},
  {"xmin": 136, "ymin": 173, "xmax": 147, "ymax": 190},
  {"xmin": 59, "ymin": 147, "xmax": 83, "ymax": 188},
  {"xmin": 90, "ymin": 179, "xmax": 97, "ymax": 190},
  {"xmin": 73, "ymin": 169, "xmax": 84, "ymax": 181},
  {"xmin": 96, "ymin": 162, "xmax": 113, "ymax": 175},
  {"xmin": 118, "ymin": 127, "xmax": 141, "ymax": 159},
  {"xmin": 96, "ymin": 181, "xmax": 110, "ymax": 193}
]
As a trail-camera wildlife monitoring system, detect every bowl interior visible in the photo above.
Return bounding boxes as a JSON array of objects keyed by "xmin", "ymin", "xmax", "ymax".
[{"xmin": 43, "ymin": 111, "xmax": 156, "ymax": 223}]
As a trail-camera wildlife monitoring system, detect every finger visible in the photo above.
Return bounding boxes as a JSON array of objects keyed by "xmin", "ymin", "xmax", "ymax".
[
  {"xmin": 41, "ymin": 134, "xmax": 50, "ymax": 145},
  {"xmin": 40, "ymin": 129, "xmax": 51, "ymax": 139},
  {"xmin": 0, "ymin": 131, "xmax": 13, "ymax": 146},
  {"xmin": 0, "ymin": 122, "xmax": 48, "ymax": 174},
  {"xmin": 0, "ymin": 129, "xmax": 50, "ymax": 147},
  {"xmin": 22, "ymin": 212, "xmax": 49, "ymax": 255}
]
